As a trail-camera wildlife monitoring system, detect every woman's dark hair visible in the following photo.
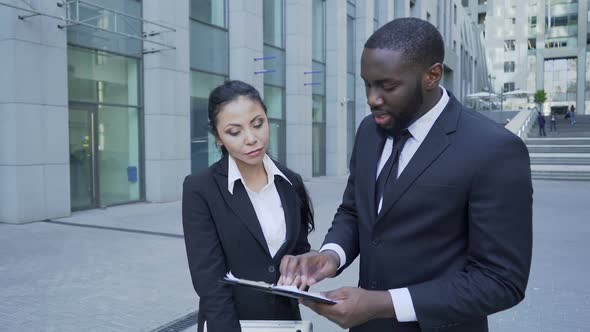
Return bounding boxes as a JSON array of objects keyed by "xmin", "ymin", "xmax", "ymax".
[
  {"xmin": 207, "ymin": 80, "xmax": 267, "ymax": 156},
  {"xmin": 296, "ymin": 179, "xmax": 315, "ymax": 233},
  {"xmin": 208, "ymin": 80, "xmax": 314, "ymax": 232}
]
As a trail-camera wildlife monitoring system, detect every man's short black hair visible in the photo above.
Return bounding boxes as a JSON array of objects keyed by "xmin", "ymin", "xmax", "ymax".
[{"xmin": 365, "ymin": 17, "xmax": 445, "ymax": 68}]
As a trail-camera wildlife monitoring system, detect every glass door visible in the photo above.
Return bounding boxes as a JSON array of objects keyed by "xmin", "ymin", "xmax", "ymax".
[
  {"xmin": 69, "ymin": 107, "xmax": 98, "ymax": 210},
  {"xmin": 97, "ymin": 105, "xmax": 141, "ymax": 206}
]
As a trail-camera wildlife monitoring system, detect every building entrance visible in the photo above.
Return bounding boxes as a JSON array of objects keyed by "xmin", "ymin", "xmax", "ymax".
[{"xmin": 69, "ymin": 103, "xmax": 142, "ymax": 210}]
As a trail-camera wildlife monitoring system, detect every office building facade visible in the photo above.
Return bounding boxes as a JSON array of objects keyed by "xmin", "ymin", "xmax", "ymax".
[
  {"xmin": 1, "ymin": 0, "xmax": 488, "ymax": 223},
  {"xmin": 464, "ymin": 0, "xmax": 590, "ymax": 114}
]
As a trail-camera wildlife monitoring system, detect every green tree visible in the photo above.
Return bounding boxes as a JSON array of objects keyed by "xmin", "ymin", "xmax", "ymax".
[{"xmin": 534, "ymin": 90, "xmax": 547, "ymax": 106}]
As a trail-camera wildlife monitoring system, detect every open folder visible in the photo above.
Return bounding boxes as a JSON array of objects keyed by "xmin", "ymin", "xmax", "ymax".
[{"xmin": 221, "ymin": 272, "xmax": 337, "ymax": 305}]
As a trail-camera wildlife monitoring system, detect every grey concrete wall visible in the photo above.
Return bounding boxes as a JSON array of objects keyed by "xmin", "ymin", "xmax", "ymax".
[
  {"xmin": 285, "ymin": 0, "xmax": 313, "ymax": 178},
  {"xmin": 325, "ymin": 0, "xmax": 348, "ymax": 176},
  {"xmin": 0, "ymin": 2, "xmax": 70, "ymax": 223},
  {"xmin": 353, "ymin": 0, "xmax": 375, "ymax": 129},
  {"xmin": 576, "ymin": 0, "xmax": 588, "ymax": 115},
  {"xmin": 143, "ymin": 0, "xmax": 191, "ymax": 203},
  {"xmin": 229, "ymin": 0, "xmax": 264, "ymax": 93}
]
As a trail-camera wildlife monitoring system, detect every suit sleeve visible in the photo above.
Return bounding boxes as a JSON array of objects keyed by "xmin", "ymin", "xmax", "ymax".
[
  {"xmin": 292, "ymin": 174, "xmax": 312, "ymax": 256},
  {"xmin": 408, "ymin": 134, "xmax": 533, "ymax": 329},
  {"xmin": 321, "ymin": 121, "xmax": 364, "ymax": 270},
  {"xmin": 182, "ymin": 176, "xmax": 241, "ymax": 332}
]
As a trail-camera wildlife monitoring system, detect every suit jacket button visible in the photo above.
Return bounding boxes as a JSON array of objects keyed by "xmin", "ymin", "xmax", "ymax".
[
  {"xmin": 369, "ymin": 281, "xmax": 377, "ymax": 289},
  {"xmin": 268, "ymin": 265, "xmax": 276, "ymax": 273}
]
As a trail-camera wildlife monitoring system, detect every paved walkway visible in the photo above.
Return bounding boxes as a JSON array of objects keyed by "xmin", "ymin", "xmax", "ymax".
[{"xmin": 0, "ymin": 178, "xmax": 588, "ymax": 331}]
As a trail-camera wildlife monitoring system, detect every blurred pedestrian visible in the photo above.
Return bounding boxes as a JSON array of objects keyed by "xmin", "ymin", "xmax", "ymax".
[
  {"xmin": 550, "ymin": 112, "xmax": 557, "ymax": 133},
  {"xmin": 537, "ymin": 111, "xmax": 546, "ymax": 136},
  {"xmin": 570, "ymin": 104, "xmax": 576, "ymax": 125}
]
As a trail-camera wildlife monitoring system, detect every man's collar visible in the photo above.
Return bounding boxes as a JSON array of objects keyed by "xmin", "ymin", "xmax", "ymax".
[
  {"xmin": 407, "ymin": 86, "xmax": 449, "ymax": 143},
  {"xmin": 227, "ymin": 154, "xmax": 292, "ymax": 194}
]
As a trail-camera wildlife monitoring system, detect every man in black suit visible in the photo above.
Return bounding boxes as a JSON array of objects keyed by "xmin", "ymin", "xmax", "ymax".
[{"xmin": 279, "ymin": 18, "xmax": 532, "ymax": 332}]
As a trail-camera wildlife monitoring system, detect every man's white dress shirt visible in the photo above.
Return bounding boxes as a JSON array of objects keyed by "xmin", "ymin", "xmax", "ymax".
[{"xmin": 321, "ymin": 86, "xmax": 450, "ymax": 323}]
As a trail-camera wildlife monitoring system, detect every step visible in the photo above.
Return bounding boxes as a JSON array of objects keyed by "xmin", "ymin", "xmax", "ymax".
[
  {"xmin": 526, "ymin": 145, "xmax": 590, "ymax": 153},
  {"xmin": 528, "ymin": 132, "xmax": 590, "ymax": 138},
  {"xmin": 531, "ymin": 164, "xmax": 590, "ymax": 181},
  {"xmin": 526, "ymin": 138, "xmax": 590, "ymax": 145},
  {"xmin": 529, "ymin": 153, "xmax": 590, "ymax": 165},
  {"xmin": 532, "ymin": 172, "xmax": 590, "ymax": 180}
]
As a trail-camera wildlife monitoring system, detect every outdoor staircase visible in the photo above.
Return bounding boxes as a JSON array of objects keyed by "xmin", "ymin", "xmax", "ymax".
[{"xmin": 526, "ymin": 115, "xmax": 590, "ymax": 180}]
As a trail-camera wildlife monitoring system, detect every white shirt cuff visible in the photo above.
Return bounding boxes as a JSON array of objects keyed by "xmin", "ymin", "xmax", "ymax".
[
  {"xmin": 319, "ymin": 243, "xmax": 346, "ymax": 270},
  {"xmin": 389, "ymin": 288, "xmax": 418, "ymax": 322}
]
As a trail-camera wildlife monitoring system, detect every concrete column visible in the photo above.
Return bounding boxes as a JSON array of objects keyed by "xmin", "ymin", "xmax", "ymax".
[
  {"xmin": 143, "ymin": 0, "xmax": 191, "ymax": 203},
  {"xmin": 377, "ymin": 0, "xmax": 394, "ymax": 28},
  {"xmin": 285, "ymin": 0, "xmax": 313, "ymax": 178},
  {"xmin": 229, "ymin": 0, "xmax": 264, "ymax": 93},
  {"xmin": 394, "ymin": 0, "xmax": 410, "ymax": 18},
  {"xmin": 536, "ymin": 0, "xmax": 546, "ymax": 95},
  {"xmin": 325, "ymin": 0, "xmax": 348, "ymax": 176},
  {"xmin": 577, "ymin": 0, "xmax": 588, "ymax": 114},
  {"xmin": 354, "ymin": 0, "xmax": 375, "ymax": 128},
  {"xmin": 0, "ymin": 2, "xmax": 70, "ymax": 223}
]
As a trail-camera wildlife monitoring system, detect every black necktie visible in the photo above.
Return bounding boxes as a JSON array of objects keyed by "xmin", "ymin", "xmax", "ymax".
[{"xmin": 375, "ymin": 129, "xmax": 412, "ymax": 212}]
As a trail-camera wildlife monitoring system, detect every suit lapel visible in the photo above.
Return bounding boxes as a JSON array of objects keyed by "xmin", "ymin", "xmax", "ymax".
[
  {"xmin": 272, "ymin": 176, "xmax": 299, "ymax": 263},
  {"xmin": 376, "ymin": 94, "xmax": 462, "ymax": 223},
  {"xmin": 213, "ymin": 157, "xmax": 271, "ymax": 257}
]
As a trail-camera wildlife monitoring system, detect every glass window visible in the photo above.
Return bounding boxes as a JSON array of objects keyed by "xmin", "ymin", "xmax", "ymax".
[
  {"xmin": 530, "ymin": 16, "xmax": 537, "ymax": 28},
  {"xmin": 479, "ymin": 0, "xmax": 487, "ymax": 4},
  {"xmin": 347, "ymin": 101, "xmax": 355, "ymax": 164},
  {"xmin": 478, "ymin": 12, "xmax": 486, "ymax": 24},
  {"xmin": 347, "ymin": 13, "xmax": 356, "ymax": 162},
  {"xmin": 68, "ymin": 47, "xmax": 139, "ymax": 106},
  {"xmin": 191, "ymin": 0, "xmax": 226, "ymax": 27},
  {"xmin": 544, "ymin": 58, "xmax": 577, "ymax": 103},
  {"xmin": 312, "ymin": 95, "xmax": 326, "ymax": 176},
  {"xmin": 347, "ymin": 15, "xmax": 355, "ymax": 74},
  {"xmin": 504, "ymin": 39, "xmax": 516, "ymax": 51},
  {"xmin": 190, "ymin": 71, "xmax": 226, "ymax": 174},
  {"xmin": 263, "ymin": 45, "xmax": 286, "ymax": 87},
  {"xmin": 312, "ymin": 0, "xmax": 325, "ymax": 62},
  {"xmin": 503, "ymin": 82, "xmax": 515, "ymax": 92},
  {"xmin": 312, "ymin": 61, "xmax": 325, "ymax": 96},
  {"xmin": 264, "ymin": 0, "xmax": 284, "ymax": 48},
  {"xmin": 528, "ymin": 38, "xmax": 537, "ymax": 49},
  {"xmin": 504, "ymin": 61, "xmax": 516, "ymax": 72},
  {"xmin": 454, "ymin": 4, "xmax": 457, "ymax": 25},
  {"xmin": 190, "ymin": 20, "xmax": 229, "ymax": 75},
  {"xmin": 264, "ymin": 85, "xmax": 286, "ymax": 163}
]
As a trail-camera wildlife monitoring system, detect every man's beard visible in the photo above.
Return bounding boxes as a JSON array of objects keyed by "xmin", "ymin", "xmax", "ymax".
[{"xmin": 386, "ymin": 82, "xmax": 424, "ymax": 137}]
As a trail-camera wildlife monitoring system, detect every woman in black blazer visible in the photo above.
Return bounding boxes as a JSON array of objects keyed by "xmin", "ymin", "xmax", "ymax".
[{"xmin": 182, "ymin": 80, "xmax": 314, "ymax": 332}]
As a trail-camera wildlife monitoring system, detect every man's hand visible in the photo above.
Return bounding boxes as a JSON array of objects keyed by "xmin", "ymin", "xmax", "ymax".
[
  {"xmin": 278, "ymin": 251, "xmax": 339, "ymax": 289},
  {"xmin": 302, "ymin": 288, "xmax": 395, "ymax": 329}
]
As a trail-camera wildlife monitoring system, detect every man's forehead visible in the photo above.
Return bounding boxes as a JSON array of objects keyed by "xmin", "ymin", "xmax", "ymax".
[{"xmin": 361, "ymin": 49, "xmax": 412, "ymax": 77}]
